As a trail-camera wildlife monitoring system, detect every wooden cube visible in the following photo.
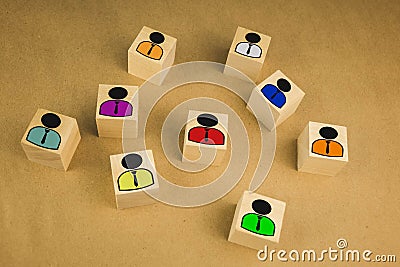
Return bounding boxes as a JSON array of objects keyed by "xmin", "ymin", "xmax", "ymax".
[
  {"xmin": 224, "ymin": 26, "xmax": 271, "ymax": 82},
  {"xmin": 297, "ymin": 121, "xmax": 348, "ymax": 176},
  {"xmin": 110, "ymin": 150, "xmax": 159, "ymax": 209},
  {"xmin": 128, "ymin": 26, "xmax": 177, "ymax": 85},
  {"xmin": 182, "ymin": 111, "xmax": 228, "ymax": 166},
  {"xmin": 247, "ymin": 70, "xmax": 305, "ymax": 130},
  {"xmin": 228, "ymin": 191, "xmax": 286, "ymax": 250},
  {"xmin": 95, "ymin": 84, "xmax": 138, "ymax": 139},
  {"xmin": 21, "ymin": 109, "xmax": 81, "ymax": 170}
]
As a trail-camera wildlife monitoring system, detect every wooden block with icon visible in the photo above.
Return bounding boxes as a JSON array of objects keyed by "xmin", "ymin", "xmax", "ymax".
[
  {"xmin": 182, "ymin": 111, "xmax": 228, "ymax": 166},
  {"xmin": 247, "ymin": 70, "xmax": 305, "ymax": 130},
  {"xmin": 95, "ymin": 84, "xmax": 138, "ymax": 139},
  {"xmin": 228, "ymin": 191, "xmax": 286, "ymax": 250},
  {"xmin": 224, "ymin": 26, "xmax": 271, "ymax": 82},
  {"xmin": 128, "ymin": 26, "xmax": 177, "ymax": 85},
  {"xmin": 297, "ymin": 121, "xmax": 348, "ymax": 176},
  {"xmin": 110, "ymin": 150, "xmax": 159, "ymax": 209},
  {"xmin": 20, "ymin": 109, "xmax": 81, "ymax": 171}
]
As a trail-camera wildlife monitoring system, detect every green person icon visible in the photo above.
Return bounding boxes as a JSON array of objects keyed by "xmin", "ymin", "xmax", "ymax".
[
  {"xmin": 241, "ymin": 199, "xmax": 275, "ymax": 236},
  {"xmin": 118, "ymin": 153, "xmax": 154, "ymax": 191}
]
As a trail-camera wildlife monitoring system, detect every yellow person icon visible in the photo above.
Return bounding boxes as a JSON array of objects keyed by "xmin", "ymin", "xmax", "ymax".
[{"xmin": 118, "ymin": 153, "xmax": 154, "ymax": 191}]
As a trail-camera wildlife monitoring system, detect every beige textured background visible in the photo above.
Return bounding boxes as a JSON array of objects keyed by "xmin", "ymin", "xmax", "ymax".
[{"xmin": 1, "ymin": 0, "xmax": 399, "ymax": 266}]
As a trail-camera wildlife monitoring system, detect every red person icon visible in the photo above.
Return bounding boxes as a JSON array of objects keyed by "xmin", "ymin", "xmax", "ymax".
[{"xmin": 188, "ymin": 113, "xmax": 225, "ymax": 145}]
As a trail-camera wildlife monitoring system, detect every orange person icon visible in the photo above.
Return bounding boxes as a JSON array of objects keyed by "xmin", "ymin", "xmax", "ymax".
[
  {"xmin": 136, "ymin": 32, "xmax": 164, "ymax": 60},
  {"xmin": 312, "ymin": 127, "xmax": 343, "ymax": 157}
]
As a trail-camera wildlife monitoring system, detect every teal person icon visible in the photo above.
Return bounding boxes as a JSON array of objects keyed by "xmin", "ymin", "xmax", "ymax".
[
  {"xmin": 26, "ymin": 113, "xmax": 62, "ymax": 150},
  {"xmin": 241, "ymin": 199, "xmax": 275, "ymax": 236},
  {"xmin": 118, "ymin": 153, "xmax": 154, "ymax": 191}
]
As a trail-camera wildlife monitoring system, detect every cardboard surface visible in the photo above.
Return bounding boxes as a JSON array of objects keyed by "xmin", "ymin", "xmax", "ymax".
[{"xmin": 1, "ymin": 0, "xmax": 399, "ymax": 266}]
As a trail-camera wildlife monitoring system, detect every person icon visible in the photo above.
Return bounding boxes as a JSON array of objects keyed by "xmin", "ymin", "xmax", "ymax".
[
  {"xmin": 26, "ymin": 113, "xmax": 62, "ymax": 150},
  {"xmin": 261, "ymin": 78, "xmax": 291, "ymax": 108},
  {"xmin": 118, "ymin": 153, "xmax": 154, "ymax": 191},
  {"xmin": 188, "ymin": 113, "xmax": 225, "ymax": 145},
  {"xmin": 241, "ymin": 199, "xmax": 275, "ymax": 236},
  {"xmin": 99, "ymin": 87, "xmax": 133, "ymax": 117},
  {"xmin": 235, "ymin": 32, "xmax": 262, "ymax": 58},
  {"xmin": 312, "ymin": 127, "xmax": 344, "ymax": 157},
  {"xmin": 136, "ymin": 31, "xmax": 165, "ymax": 60}
]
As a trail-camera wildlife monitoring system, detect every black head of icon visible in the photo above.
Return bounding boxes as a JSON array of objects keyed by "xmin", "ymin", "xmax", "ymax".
[
  {"xmin": 41, "ymin": 113, "xmax": 61, "ymax": 128},
  {"xmin": 197, "ymin": 113, "xmax": 218, "ymax": 127},
  {"xmin": 252, "ymin": 199, "xmax": 272, "ymax": 215},
  {"xmin": 277, "ymin": 78, "xmax": 291, "ymax": 93},
  {"xmin": 149, "ymin": 32, "xmax": 165, "ymax": 44},
  {"xmin": 108, "ymin": 87, "xmax": 128, "ymax": 100},
  {"xmin": 121, "ymin": 153, "xmax": 143, "ymax": 169},
  {"xmin": 319, "ymin": 127, "xmax": 338, "ymax": 140},
  {"xmin": 245, "ymin": 32, "xmax": 261, "ymax": 44}
]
